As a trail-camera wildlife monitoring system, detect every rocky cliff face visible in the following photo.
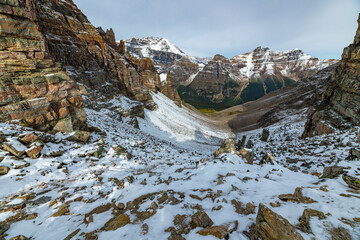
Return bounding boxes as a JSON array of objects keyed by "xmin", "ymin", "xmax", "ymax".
[
  {"xmin": 324, "ymin": 14, "xmax": 360, "ymax": 124},
  {"xmin": 0, "ymin": 0, "xmax": 183, "ymax": 133},
  {"xmin": 0, "ymin": 0, "xmax": 86, "ymax": 132},
  {"xmin": 303, "ymin": 14, "xmax": 360, "ymax": 137},
  {"xmin": 35, "ymin": 0, "xmax": 164, "ymax": 103},
  {"xmin": 180, "ymin": 48, "xmax": 338, "ymax": 110}
]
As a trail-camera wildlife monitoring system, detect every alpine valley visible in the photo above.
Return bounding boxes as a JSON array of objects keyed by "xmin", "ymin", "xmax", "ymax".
[
  {"xmin": 125, "ymin": 37, "xmax": 337, "ymax": 110},
  {"xmin": 0, "ymin": 1, "xmax": 359, "ymax": 240}
]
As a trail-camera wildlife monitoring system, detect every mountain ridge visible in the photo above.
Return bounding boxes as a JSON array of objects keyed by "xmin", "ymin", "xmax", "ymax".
[{"xmin": 124, "ymin": 37, "xmax": 338, "ymax": 110}]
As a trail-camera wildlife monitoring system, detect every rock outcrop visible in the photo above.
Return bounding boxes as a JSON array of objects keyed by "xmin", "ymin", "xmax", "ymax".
[
  {"xmin": 0, "ymin": 0, "xmax": 184, "ymax": 131},
  {"xmin": 249, "ymin": 204, "xmax": 304, "ymax": 240},
  {"xmin": 0, "ymin": 0, "xmax": 86, "ymax": 131},
  {"xmin": 303, "ymin": 13, "xmax": 360, "ymax": 137},
  {"xmin": 35, "ymin": 0, "xmax": 161, "ymax": 102}
]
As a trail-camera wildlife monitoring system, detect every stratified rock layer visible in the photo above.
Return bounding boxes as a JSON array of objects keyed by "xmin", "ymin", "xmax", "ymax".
[
  {"xmin": 0, "ymin": 0, "xmax": 86, "ymax": 131},
  {"xmin": 324, "ymin": 13, "xmax": 360, "ymax": 124},
  {"xmin": 303, "ymin": 14, "xmax": 360, "ymax": 137}
]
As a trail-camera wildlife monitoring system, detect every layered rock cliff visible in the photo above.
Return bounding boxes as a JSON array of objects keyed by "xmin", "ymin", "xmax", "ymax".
[
  {"xmin": 0, "ymin": 0, "xmax": 86, "ymax": 132},
  {"xmin": 303, "ymin": 14, "xmax": 360, "ymax": 137},
  {"xmin": 0, "ymin": 0, "xmax": 183, "ymax": 132},
  {"xmin": 35, "ymin": 0, "xmax": 163, "ymax": 103}
]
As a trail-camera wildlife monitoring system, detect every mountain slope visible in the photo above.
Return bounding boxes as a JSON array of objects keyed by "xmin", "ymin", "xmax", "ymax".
[
  {"xmin": 181, "ymin": 48, "xmax": 338, "ymax": 110},
  {"xmin": 125, "ymin": 38, "xmax": 338, "ymax": 110}
]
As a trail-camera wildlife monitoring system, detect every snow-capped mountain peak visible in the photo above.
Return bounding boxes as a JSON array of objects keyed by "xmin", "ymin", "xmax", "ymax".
[{"xmin": 124, "ymin": 37, "xmax": 185, "ymax": 58}]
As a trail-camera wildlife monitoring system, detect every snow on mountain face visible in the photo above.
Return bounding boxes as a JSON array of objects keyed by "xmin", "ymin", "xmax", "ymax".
[
  {"xmin": 231, "ymin": 47, "xmax": 338, "ymax": 81},
  {"xmin": 124, "ymin": 37, "xmax": 185, "ymax": 58}
]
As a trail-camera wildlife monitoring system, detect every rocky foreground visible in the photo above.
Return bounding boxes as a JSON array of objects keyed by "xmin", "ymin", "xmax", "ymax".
[{"xmin": 0, "ymin": 94, "xmax": 359, "ymax": 240}]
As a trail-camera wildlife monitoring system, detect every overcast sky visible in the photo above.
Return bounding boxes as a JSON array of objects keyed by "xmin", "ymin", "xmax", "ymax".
[{"xmin": 75, "ymin": 0, "xmax": 360, "ymax": 59}]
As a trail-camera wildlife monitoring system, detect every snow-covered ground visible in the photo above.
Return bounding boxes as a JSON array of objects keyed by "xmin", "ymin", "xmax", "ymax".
[{"xmin": 0, "ymin": 94, "xmax": 359, "ymax": 240}]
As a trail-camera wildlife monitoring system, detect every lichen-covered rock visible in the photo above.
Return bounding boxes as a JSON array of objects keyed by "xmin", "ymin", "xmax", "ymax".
[
  {"xmin": 250, "ymin": 204, "xmax": 304, "ymax": 240},
  {"xmin": 342, "ymin": 174, "xmax": 360, "ymax": 190}
]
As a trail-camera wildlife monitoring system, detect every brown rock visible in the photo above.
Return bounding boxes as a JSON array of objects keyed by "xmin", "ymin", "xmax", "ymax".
[
  {"xmin": 328, "ymin": 227, "xmax": 353, "ymax": 240},
  {"xmin": 279, "ymin": 187, "xmax": 315, "ymax": 204},
  {"xmin": 197, "ymin": 221, "xmax": 238, "ymax": 239},
  {"xmin": 252, "ymin": 203, "xmax": 304, "ymax": 240},
  {"xmin": 10, "ymin": 236, "xmax": 29, "ymax": 240},
  {"xmin": 103, "ymin": 214, "xmax": 130, "ymax": 231},
  {"xmin": 19, "ymin": 133, "xmax": 39, "ymax": 144},
  {"xmin": 51, "ymin": 204, "xmax": 70, "ymax": 217},
  {"xmin": 26, "ymin": 146, "xmax": 42, "ymax": 159},
  {"xmin": 0, "ymin": 166, "xmax": 10, "ymax": 176},
  {"xmin": 239, "ymin": 148, "xmax": 255, "ymax": 164},
  {"xmin": 53, "ymin": 117, "xmax": 73, "ymax": 133},
  {"xmin": 3, "ymin": 142, "xmax": 26, "ymax": 157},
  {"xmin": 214, "ymin": 139, "xmax": 238, "ymax": 157},
  {"xmin": 298, "ymin": 208, "xmax": 326, "ymax": 233},
  {"xmin": 231, "ymin": 199, "xmax": 256, "ymax": 215},
  {"xmin": 190, "ymin": 211, "xmax": 214, "ymax": 229},
  {"xmin": 66, "ymin": 131, "xmax": 90, "ymax": 143}
]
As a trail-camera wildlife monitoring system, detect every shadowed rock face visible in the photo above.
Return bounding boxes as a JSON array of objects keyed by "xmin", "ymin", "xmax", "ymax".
[
  {"xmin": 0, "ymin": 0, "xmax": 86, "ymax": 131},
  {"xmin": 303, "ymin": 13, "xmax": 360, "ymax": 137},
  {"xmin": 324, "ymin": 13, "xmax": 360, "ymax": 125}
]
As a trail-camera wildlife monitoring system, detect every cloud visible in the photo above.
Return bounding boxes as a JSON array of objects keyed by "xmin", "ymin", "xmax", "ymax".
[{"xmin": 75, "ymin": 0, "xmax": 360, "ymax": 59}]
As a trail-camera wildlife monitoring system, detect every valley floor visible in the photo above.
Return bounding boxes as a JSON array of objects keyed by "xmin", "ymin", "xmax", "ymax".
[{"xmin": 0, "ymin": 93, "xmax": 360, "ymax": 240}]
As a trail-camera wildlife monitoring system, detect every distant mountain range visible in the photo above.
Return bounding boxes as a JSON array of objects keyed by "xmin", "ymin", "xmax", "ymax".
[{"xmin": 125, "ymin": 37, "xmax": 338, "ymax": 110}]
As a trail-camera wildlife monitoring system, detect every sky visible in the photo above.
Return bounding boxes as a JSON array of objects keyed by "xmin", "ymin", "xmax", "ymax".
[{"xmin": 75, "ymin": 0, "xmax": 360, "ymax": 59}]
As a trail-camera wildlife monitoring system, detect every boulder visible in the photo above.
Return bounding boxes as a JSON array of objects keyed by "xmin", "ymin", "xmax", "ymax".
[
  {"xmin": 3, "ymin": 141, "xmax": 27, "ymax": 157},
  {"xmin": 321, "ymin": 166, "xmax": 344, "ymax": 178},
  {"xmin": 190, "ymin": 211, "xmax": 214, "ymax": 229},
  {"xmin": 260, "ymin": 129, "xmax": 270, "ymax": 142},
  {"xmin": 19, "ymin": 133, "xmax": 39, "ymax": 144},
  {"xmin": 279, "ymin": 187, "xmax": 315, "ymax": 204},
  {"xmin": 342, "ymin": 174, "xmax": 360, "ymax": 190},
  {"xmin": 231, "ymin": 199, "xmax": 256, "ymax": 215},
  {"xmin": 103, "ymin": 214, "xmax": 130, "ymax": 231},
  {"xmin": 26, "ymin": 146, "xmax": 43, "ymax": 159},
  {"xmin": 348, "ymin": 148, "xmax": 360, "ymax": 160},
  {"xmin": 298, "ymin": 208, "xmax": 326, "ymax": 233},
  {"xmin": 53, "ymin": 117, "xmax": 74, "ymax": 133},
  {"xmin": 66, "ymin": 131, "xmax": 90, "ymax": 143},
  {"xmin": 251, "ymin": 203, "xmax": 304, "ymax": 240},
  {"xmin": 197, "ymin": 221, "xmax": 238, "ymax": 239},
  {"xmin": 214, "ymin": 139, "xmax": 238, "ymax": 157},
  {"xmin": 0, "ymin": 166, "xmax": 10, "ymax": 176},
  {"xmin": 239, "ymin": 148, "xmax": 255, "ymax": 164}
]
